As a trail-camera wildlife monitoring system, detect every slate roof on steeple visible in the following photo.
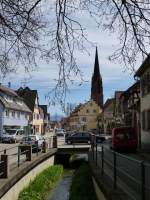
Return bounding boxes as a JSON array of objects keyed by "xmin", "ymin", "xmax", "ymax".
[{"xmin": 93, "ymin": 47, "xmax": 101, "ymax": 79}]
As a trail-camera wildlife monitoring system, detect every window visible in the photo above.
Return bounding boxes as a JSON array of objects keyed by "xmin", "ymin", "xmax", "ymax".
[
  {"xmin": 82, "ymin": 117, "xmax": 86, "ymax": 122},
  {"xmin": 37, "ymin": 114, "xmax": 39, "ymax": 120},
  {"xmin": 25, "ymin": 114, "xmax": 28, "ymax": 119},
  {"xmin": 93, "ymin": 109, "xmax": 96, "ymax": 113},
  {"xmin": 12, "ymin": 111, "xmax": 15, "ymax": 117},
  {"xmin": 147, "ymin": 110, "xmax": 150, "ymax": 130},
  {"xmin": 17, "ymin": 112, "xmax": 20, "ymax": 118},
  {"xmin": 5, "ymin": 110, "xmax": 9, "ymax": 117},
  {"xmin": 35, "ymin": 125, "xmax": 39, "ymax": 133},
  {"xmin": 142, "ymin": 110, "xmax": 150, "ymax": 131},
  {"xmin": 86, "ymin": 109, "xmax": 89, "ymax": 113},
  {"xmin": 141, "ymin": 72, "xmax": 150, "ymax": 97}
]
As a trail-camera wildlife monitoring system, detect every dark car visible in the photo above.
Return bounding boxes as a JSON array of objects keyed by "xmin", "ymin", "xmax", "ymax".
[
  {"xmin": 66, "ymin": 132, "xmax": 92, "ymax": 144},
  {"xmin": 95, "ymin": 135, "xmax": 106, "ymax": 143}
]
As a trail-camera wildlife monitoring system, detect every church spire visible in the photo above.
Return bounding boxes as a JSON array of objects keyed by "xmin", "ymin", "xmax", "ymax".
[
  {"xmin": 91, "ymin": 47, "xmax": 103, "ymax": 108},
  {"xmin": 94, "ymin": 47, "xmax": 100, "ymax": 77}
]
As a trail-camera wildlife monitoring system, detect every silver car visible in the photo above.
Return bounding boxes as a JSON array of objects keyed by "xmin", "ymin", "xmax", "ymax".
[{"xmin": 2, "ymin": 129, "xmax": 25, "ymax": 143}]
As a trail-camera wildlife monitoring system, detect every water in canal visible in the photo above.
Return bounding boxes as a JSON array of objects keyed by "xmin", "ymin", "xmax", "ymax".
[
  {"xmin": 47, "ymin": 153, "xmax": 88, "ymax": 200},
  {"xmin": 47, "ymin": 171, "xmax": 73, "ymax": 200}
]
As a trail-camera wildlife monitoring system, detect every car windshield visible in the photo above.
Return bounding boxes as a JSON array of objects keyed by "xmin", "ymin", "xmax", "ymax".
[{"xmin": 6, "ymin": 130, "xmax": 16, "ymax": 134}]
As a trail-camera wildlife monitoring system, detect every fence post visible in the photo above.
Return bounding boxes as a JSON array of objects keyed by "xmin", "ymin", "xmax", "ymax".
[
  {"xmin": 92, "ymin": 143, "xmax": 94, "ymax": 160},
  {"xmin": 113, "ymin": 151, "xmax": 117, "ymax": 189},
  {"xmin": 53, "ymin": 136, "xmax": 57, "ymax": 148},
  {"xmin": 18, "ymin": 146, "xmax": 20, "ymax": 167},
  {"xmin": 95, "ymin": 143, "xmax": 97, "ymax": 166},
  {"xmin": 26, "ymin": 145, "xmax": 32, "ymax": 161},
  {"xmin": 141, "ymin": 161, "xmax": 145, "ymax": 200},
  {"xmin": 0, "ymin": 154, "xmax": 9, "ymax": 178},
  {"xmin": 101, "ymin": 145, "xmax": 104, "ymax": 175},
  {"xmin": 42, "ymin": 140, "xmax": 47, "ymax": 153},
  {"xmin": 35, "ymin": 141, "xmax": 38, "ymax": 156}
]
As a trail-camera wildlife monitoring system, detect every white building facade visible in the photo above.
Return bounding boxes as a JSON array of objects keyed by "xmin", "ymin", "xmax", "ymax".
[{"xmin": 0, "ymin": 85, "xmax": 31, "ymax": 137}]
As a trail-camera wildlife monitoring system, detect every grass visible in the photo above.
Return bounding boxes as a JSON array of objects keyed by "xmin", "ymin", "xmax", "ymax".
[
  {"xmin": 18, "ymin": 165, "xmax": 63, "ymax": 200},
  {"xmin": 69, "ymin": 162, "xmax": 97, "ymax": 200}
]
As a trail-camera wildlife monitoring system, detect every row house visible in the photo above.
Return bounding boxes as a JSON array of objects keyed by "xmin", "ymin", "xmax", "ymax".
[
  {"xmin": 103, "ymin": 98, "xmax": 115, "ymax": 134},
  {"xmin": 69, "ymin": 99, "xmax": 102, "ymax": 132},
  {"xmin": 17, "ymin": 87, "xmax": 49, "ymax": 135},
  {"xmin": 0, "ymin": 85, "xmax": 31, "ymax": 137},
  {"xmin": 135, "ymin": 55, "xmax": 150, "ymax": 148},
  {"xmin": 120, "ymin": 82, "xmax": 141, "ymax": 146},
  {"xmin": 113, "ymin": 91, "xmax": 124, "ymax": 125}
]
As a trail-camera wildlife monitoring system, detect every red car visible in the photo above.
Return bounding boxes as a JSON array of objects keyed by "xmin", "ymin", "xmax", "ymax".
[{"xmin": 112, "ymin": 127, "xmax": 137, "ymax": 152}]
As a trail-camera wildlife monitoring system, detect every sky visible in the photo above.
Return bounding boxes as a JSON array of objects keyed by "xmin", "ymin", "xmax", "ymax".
[{"xmin": 0, "ymin": 8, "xmax": 141, "ymax": 118}]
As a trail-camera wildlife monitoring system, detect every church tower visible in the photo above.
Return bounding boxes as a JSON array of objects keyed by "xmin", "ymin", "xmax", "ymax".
[{"xmin": 91, "ymin": 47, "xmax": 103, "ymax": 108}]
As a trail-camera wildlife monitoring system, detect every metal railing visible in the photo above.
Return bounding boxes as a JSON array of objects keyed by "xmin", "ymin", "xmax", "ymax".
[
  {"xmin": 0, "ymin": 136, "xmax": 55, "ymax": 178},
  {"xmin": 91, "ymin": 144, "xmax": 150, "ymax": 200}
]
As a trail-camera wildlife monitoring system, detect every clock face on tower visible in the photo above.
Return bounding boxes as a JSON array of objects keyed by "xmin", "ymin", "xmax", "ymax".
[{"xmin": 91, "ymin": 47, "xmax": 103, "ymax": 108}]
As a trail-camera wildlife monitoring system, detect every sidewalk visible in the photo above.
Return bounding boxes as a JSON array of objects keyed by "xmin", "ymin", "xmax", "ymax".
[
  {"xmin": 89, "ymin": 152, "xmax": 132, "ymax": 200},
  {"xmin": 137, "ymin": 147, "xmax": 150, "ymax": 162}
]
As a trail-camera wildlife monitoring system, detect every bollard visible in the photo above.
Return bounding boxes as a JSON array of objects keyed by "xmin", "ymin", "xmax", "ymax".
[
  {"xmin": 42, "ymin": 140, "xmax": 47, "ymax": 153},
  {"xmin": 4, "ymin": 149, "xmax": 6, "ymax": 154},
  {"xmin": 35, "ymin": 141, "xmax": 38, "ymax": 156},
  {"xmin": 0, "ymin": 154, "xmax": 9, "ymax": 178},
  {"xmin": 18, "ymin": 146, "xmax": 21, "ymax": 167},
  {"xmin": 26, "ymin": 145, "xmax": 32, "ymax": 161},
  {"xmin": 53, "ymin": 136, "xmax": 57, "ymax": 148}
]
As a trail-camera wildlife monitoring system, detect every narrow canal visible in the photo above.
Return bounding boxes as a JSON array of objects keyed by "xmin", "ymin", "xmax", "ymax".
[
  {"xmin": 47, "ymin": 153, "xmax": 88, "ymax": 200},
  {"xmin": 48, "ymin": 171, "xmax": 73, "ymax": 200}
]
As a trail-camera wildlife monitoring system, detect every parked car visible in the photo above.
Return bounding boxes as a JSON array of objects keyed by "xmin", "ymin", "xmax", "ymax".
[
  {"xmin": 66, "ymin": 132, "xmax": 92, "ymax": 144},
  {"xmin": 55, "ymin": 128, "xmax": 65, "ymax": 137},
  {"xmin": 95, "ymin": 135, "xmax": 106, "ymax": 143},
  {"xmin": 0, "ymin": 129, "xmax": 6, "ymax": 142},
  {"xmin": 2, "ymin": 129, "xmax": 25, "ymax": 143},
  {"xmin": 111, "ymin": 127, "xmax": 137, "ymax": 152},
  {"xmin": 20, "ymin": 135, "xmax": 44, "ymax": 151}
]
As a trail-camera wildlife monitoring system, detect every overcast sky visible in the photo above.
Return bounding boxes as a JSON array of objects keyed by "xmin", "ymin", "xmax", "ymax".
[{"xmin": 0, "ymin": 9, "xmax": 141, "ymax": 117}]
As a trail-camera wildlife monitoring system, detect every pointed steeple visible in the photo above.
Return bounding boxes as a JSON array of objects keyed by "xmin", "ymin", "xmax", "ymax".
[
  {"xmin": 91, "ymin": 47, "xmax": 103, "ymax": 108},
  {"xmin": 94, "ymin": 47, "xmax": 100, "ymax": 77}
]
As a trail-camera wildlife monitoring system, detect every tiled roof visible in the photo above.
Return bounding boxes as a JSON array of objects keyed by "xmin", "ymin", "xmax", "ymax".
[
  {"xmin": 39, "ymin": 105, "xmax": 47, "ymax": 116},
  {"xmin": 135, "ymin": 55, "xmax": 150, "ymax": 77},
  {"xmin": 0, "ymin": 85, "xmax": 31, "ymax": 113},
  {"xmin": 0, "ymin": 85, "xmax": 18, "ymax": 97},
  {"xmin": 120, "ymin": 81, "xmax": 140, "ymax": 99},
  {"xmin": 16, "ymin": 87, "xmax": 37, "ymax": 112},
  {"xmin": 103, "ymin": 98, "xmax": 115, "ymax": 111}
]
